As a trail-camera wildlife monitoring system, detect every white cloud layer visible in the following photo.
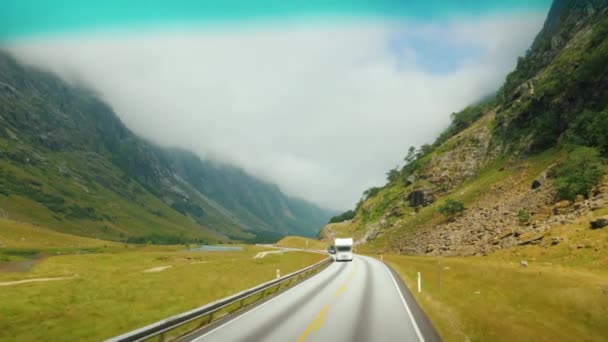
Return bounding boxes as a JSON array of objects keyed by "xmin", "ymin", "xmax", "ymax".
[{"xmin": 8, "ymin": 14, "xmax": 545, "ymax": 210}]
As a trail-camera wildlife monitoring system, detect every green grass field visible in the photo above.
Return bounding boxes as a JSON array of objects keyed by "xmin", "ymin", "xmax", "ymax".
[
  {"xmin": 0, "ymin": 232, "xmax": 324, "ymax": 342},
  {"xmin": 382, "ymin": 210, "xmax": 608, "ymax": 342},
  {"xmin": 0, "ymin": 218, "xmax": 113, "ymax": 249},
  {"xmin": 276, "ymin": 236, "xmax": 329, "ymax": 250}
]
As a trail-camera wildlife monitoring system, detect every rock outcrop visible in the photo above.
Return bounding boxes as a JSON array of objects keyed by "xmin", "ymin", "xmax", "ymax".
[{"xmin": 591, "ymin": 216, "xmax": 608, "ymax": 229}]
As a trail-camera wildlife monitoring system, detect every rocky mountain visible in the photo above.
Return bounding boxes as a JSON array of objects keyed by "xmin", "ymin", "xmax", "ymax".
[
  {"xmin": 161, "ymin": 148, "xmax": 334, "ymax": 237},
  {"xmin": 0, "ymin": 52, "xmax": 334, "ymax": 242},
  {"xmin": 320, "ymin": 0, "xmax": 608, "ymax": 255}
]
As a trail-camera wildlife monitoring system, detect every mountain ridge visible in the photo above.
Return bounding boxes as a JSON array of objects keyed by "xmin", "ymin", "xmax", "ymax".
[
  {"xmin": 0, "ymin": 51, "xmax": 334, "ymax": 242},
  {"xmin": 320, "ymin": 0, "xmax": 608, "ymax": 256}
]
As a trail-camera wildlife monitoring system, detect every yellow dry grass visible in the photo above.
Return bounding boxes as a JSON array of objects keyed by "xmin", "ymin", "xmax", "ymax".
[
  {"xmin": 275, "ymin": 236, "xmax": 328, "ymax": 250},
  {"xmin": 0, "ymin": 242, "xmax": 324, "ymax": 341}
]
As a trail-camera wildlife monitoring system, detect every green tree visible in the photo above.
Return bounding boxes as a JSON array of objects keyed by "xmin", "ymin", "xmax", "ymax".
[
  {"xmin": 418, "ymin": 144, "xmax": 434, "ymax": 157},
  {"xmin": 404, "ymin": 146, "xmax": 416, "ymax": 165},
  {"xmin": 328, "ymin": 210, "xmax": 356, "ymax": 224},
  {"xmin": 554, "ymin": 146, "xmax": 605, "ymax": 201},
  {"xmin": 363, "ymin": 187, "xmax": 380, "ymax": 200},
  {"xmin": 566, "ymin": 109, "xmax": 608, "ymax": 156},
  {"xmin": 438, "ymin": 199, "xmax": 465, "ymax": 221},
  {"xmin": 386, "ymin": 167, "xmax": 400, "ymax": 183}
]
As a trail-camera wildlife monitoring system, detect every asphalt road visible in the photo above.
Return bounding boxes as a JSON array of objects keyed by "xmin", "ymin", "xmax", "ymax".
[{"xmin": 188, "ymin": 255, "xmax": 440, "ymax": 342}]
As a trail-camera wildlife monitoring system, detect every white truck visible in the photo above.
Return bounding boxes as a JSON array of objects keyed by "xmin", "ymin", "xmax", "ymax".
[{"xmin": 333, "ymin": 238, "xmax": 354, "ymax": 262}]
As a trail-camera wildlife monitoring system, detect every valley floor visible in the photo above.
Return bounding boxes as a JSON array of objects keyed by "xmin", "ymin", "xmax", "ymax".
[{"xmin": 0, "ymin": 220, "xmax": 324, "ymax": 341}]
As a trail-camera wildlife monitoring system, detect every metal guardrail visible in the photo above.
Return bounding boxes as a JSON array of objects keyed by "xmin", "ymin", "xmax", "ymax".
[{"xmin": 105, "ymin": 256, "xmax": 333, "ymax": 342}]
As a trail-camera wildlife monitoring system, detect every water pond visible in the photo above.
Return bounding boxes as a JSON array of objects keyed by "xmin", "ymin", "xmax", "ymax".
[{"xmin": 188, "ymin": 245, "xmax": 244, "ymax": 252}]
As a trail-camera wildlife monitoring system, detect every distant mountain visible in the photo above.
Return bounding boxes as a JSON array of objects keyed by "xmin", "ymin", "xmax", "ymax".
[
  {"xmin": 0, "ymin": 52, "xmax": 334, "ymax": 242},
  {"xmin": 161, "ymin": 148, "xmax": 336, "ymax": 237}
]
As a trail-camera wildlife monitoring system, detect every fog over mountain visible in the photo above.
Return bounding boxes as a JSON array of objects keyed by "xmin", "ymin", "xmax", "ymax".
[{"xmin": 9, "ymin": 15, "xmax": 546, "ymax": 210}]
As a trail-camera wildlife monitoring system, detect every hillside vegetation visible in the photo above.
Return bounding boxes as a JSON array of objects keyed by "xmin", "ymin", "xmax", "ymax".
[
  {"xmin": 321, "ymin": 0, "xmax": 608, "ymax": 257},
  {"xmin": 0, "ymin": 218, "xmax": 111, "ymax": 249},
  {"xmin": 276, "ymin": 236, "xmax": 329, "ymax": 250},
  {"xmin": 382, "ymin": 207, "xmax": 608, "ymax": 341},
  {"xmin": 0, "ymin": 52, "xmax": 333, "ymax": 242}
]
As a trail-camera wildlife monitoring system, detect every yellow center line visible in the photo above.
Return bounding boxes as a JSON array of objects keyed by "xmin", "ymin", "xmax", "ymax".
[
  {"xmin": 298, "ymin": 305, "xmax": 329, "ymax": 342},
  {"xmin": 313, "ymin": 307, "xmax": 329, "ymax": 331},
  {"xmin": 297, "ymin": 260, "xmax": 358, "ymax": 342},
  {"xmin": 333, "ymin": 284, "xmax": 346, "ymax": 298}
]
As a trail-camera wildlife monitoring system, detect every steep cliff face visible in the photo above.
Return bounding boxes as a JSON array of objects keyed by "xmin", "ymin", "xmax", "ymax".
[
  {"xmin": 321, "ymin": 0, "xmax": 608, "ymax": 256},
  {"xmin": 0, "ymin": 52, "xmax": 333, "ymax": 241},
  {"xmin": 495, "ymin": 0, "xmax": 608, "ymax": 153}
]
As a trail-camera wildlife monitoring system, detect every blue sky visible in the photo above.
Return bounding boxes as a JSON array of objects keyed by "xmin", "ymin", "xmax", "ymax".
[
  {"xmin": 2, "ymin": 0, "xmax": 551, "ymax": 40},
  {"xmin": 390, "ymin": 32, "xmax": 482, "ymax": 74},
  {"xmin": 3, "ymin": 1, "xmax": 553, "ymax": 209}
]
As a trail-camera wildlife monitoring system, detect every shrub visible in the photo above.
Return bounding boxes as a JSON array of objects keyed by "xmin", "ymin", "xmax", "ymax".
[
  {"xmin": 328, "ymin": 210, "xmax": 356, "ymax": 224},
  {"xmin": 363, "ymin": 187, "xmax": 381, "ymax": 200},
  {"xmin": 565, "ymin": 109, "xmax": 608, "ymax": 156},
  {"xmin": 386, "ymin": 168, "xmax": 400, "ymax": 183},
  {"xmin": 438, "ymin": 199, "xmax": 465, "ymax": 221},
  {"xmin": 517, "ymin": 210, "xmax": 531, "ymax": 225},
  {"xmin": 554, "ymin": 146, "xmax": 605, "ymax": 201}
]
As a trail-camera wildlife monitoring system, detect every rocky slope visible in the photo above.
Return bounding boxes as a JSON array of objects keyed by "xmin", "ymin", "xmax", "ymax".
[
  {"xmin": 0, "ymin": 52, "xmax": 333, "ymax": 242},
  {"xmin": 320, "ymin": 0, "xmax": 608, "ymax": 255}
]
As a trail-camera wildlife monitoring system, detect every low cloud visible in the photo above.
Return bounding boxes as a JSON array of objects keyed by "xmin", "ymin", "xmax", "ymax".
[{"xmin": 8, "ymin": 14, "xmax": 545, "ymax": 210}]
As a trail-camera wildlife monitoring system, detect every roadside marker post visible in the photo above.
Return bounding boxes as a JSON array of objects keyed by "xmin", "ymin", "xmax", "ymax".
[
  {"xmin": 276, "ymin": 269, "xmax": 281, "ymax": 278},
  {"xmin": 417, "ymin": 272, "xmax": 421, "ymax": 293},
  {"xmin": 438, "ymin": 261, "xmax": 442, "ymax": 295}
]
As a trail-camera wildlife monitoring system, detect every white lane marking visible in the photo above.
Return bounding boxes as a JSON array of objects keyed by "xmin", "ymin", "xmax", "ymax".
[
  {"xmin": 191, "ymin": 262, "xmax": 339, "ymax": 341},
  {"xmin": 380, "ymin": 259, "xmax": 425, "ymax": 342}
]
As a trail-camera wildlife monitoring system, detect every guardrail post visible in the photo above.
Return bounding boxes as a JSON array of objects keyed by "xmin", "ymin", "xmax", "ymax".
[{"xmin": 159, "ymin": 333, "xmax": 165, "ymax": 342}]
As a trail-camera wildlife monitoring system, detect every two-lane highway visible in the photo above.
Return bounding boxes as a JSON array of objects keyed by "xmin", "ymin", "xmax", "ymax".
[{"xmin": 188, "ymin": 255, "xmax": 439, "ymax": 342}]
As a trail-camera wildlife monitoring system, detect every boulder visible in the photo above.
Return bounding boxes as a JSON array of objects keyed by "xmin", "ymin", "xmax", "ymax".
[
  {"xmin": 590, "ymin": 201, "xmax": 603, "ymax": 211},
  {"xmin": 531, "ymin": 172, "xmax": 547, "ymax": 189},
  {"xmin": 492, "ymin": 229, "xmax": 514, "ymax": 243},
  {"xmin": 552, "ymin": 200, "xmax": 571, "ymax": 215},
  {"xmin": 520, "ymin": 260, "xmax": 529, "ymax": 268},
  {"xmin": 405, "ymin": 174, "xmax": 417, "ymax": 186},
  {"xmin": 517, "ymin": 232, "xmax": 544, "ymax": 245},
  {"xmin": 387, "ymin": 207, "xmax": 402, "ymax": 218},
  {"xmin": 590, "ymin": 216, "xmax": 608, "ymax": 229},
  {"xmin": 406, "ymin": 189, "xmax": 435, "ymax": 208}
]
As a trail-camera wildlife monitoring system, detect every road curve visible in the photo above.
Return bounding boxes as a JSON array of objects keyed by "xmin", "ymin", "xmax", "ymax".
[{"xmin": 187, "ymin": 255, "xmax": 440, "ymax": 342}]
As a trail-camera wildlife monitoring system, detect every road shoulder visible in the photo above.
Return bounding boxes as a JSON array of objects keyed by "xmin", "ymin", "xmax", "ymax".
[{"xmin": 383, "ymin": 261, "xmax": 442, "ymax": 342}]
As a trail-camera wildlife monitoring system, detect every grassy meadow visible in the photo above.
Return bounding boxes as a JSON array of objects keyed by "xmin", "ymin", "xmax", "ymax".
[
  {"xmin": 276, "ymin": 236, "xmax": 329, "ymax": 250},
  {"xmin": 0, "ymin": 220, "xmax": 325, "ymax": 342},
  {"xmin": 382, "ymin": 208, "xmax": 608, "ymax": 342}
]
